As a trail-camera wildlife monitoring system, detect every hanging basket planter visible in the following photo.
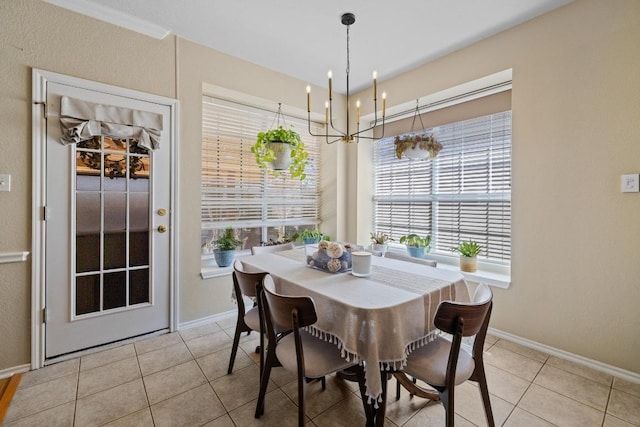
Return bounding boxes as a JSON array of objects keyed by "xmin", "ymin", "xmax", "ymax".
[
  {"xmin": 251, "ymin": 104, "xmax": 309, "ymax": 180},
  {"xmin": 267, "ymin": 141, "xmax": 292, "ymax": 170},
  {"xmin": 394, "ymin": 100, "xmax": 442, "ymax": 161}
]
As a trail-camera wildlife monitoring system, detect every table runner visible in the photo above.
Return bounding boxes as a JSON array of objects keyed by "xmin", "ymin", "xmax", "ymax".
[{"xmin": 241, "ymin": 248, "xmax": 469, "ymax": 402}]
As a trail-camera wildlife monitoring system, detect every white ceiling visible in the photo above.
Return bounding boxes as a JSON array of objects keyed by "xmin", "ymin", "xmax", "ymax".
[{"xmin": 46, "ymin": 0, "xmax": 572, "ymax": 94}]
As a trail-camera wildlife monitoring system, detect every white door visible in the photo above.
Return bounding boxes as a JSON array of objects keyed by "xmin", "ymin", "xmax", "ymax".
[{"xmin": 44, "ymin": 81, "xmax": 172, "ymax": 358}]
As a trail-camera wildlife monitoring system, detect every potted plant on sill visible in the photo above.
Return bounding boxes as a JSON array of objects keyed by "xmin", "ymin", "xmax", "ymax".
[
  {"xmin": 394, "ymin": 133, "xmax": 442, "ymax": 160},
  {"xmin": 399, "ymin": 233, "xmax": 431, "ymax": 258},
  {"xmin": 299, "ymin": 229, "xmax": 329, "ymax": 245},
  {"xmin": 212, "ymin": 227, "xmax": 243, "ymax": 267},
  {"xmin": 370, "ymin": 232, "xmax": 393, "ymax": 254},
  {"xmin": 251, "ymin": 125, "xmax": 309, "ymax": 180},
  {"xmin": 452, "ymin": 240, "xmax": 482, "ymax": 272}
]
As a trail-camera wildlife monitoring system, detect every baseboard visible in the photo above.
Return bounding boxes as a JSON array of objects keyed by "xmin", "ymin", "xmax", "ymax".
[
  {"xmin": 178, "ymin": 310, "xmax": 236, "ymax": 330},
  {"xmin": 0, "ymin": 364, "xmax": 30, "ymax": 380},
  {"xmin": 489, "ymin": 327, "xmax": 640, "ymax": 383}
]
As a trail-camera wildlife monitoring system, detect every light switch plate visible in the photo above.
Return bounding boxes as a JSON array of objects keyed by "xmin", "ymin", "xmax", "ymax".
[
  {"xmin": 0, "ymin": 174, "xmax": 11, "ymax": 192},
  {"xmin": 621, "ymin": 174, "xmax": 639, "ymax": 193}
]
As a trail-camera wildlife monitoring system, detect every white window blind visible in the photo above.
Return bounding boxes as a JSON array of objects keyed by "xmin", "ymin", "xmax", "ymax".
[
  {"xmin": 373, "ymin": 110, "xmax": 511, "ymax": 263},
  {"xmin": 201, "ymin": 96, "xmax": 322, "ymax": 245}
]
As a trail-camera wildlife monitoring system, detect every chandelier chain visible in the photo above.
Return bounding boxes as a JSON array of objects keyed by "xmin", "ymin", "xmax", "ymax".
[{"xmin": 346, "ymin": 25, "xmax": 350, "ymax": 76}]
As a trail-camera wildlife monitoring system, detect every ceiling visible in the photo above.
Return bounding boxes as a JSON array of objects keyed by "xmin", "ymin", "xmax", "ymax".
[{"xmin": 46, "ymin": 0, "xmax": 573, "ymax": 94}]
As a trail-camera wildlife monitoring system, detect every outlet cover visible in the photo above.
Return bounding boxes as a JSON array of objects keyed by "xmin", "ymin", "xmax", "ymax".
[
  {"xmin": 0, "ymin": 174, "xmax": 11, "ymax": 192},
  {"xmin": 621, "ymin": 174, "xmax": 639, "ymax": 193}
]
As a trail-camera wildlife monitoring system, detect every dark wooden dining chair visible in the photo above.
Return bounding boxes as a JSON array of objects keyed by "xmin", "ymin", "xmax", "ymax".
[
  {"xmin": 227, "ymin": 260, "xmax": 268, "ymax": 375},
  {"xmin": 251, "ymin": 242, "xmax": 295, "ymax": 255},
  {"xmin": 394, "ymin": 283, "xmax": 495, "ymax": 427},
  {"xmin": 255, "ymin": 275, "xmax": 360, "ymax": 426}
]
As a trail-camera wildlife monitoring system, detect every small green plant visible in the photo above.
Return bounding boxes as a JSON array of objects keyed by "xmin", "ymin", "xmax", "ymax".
[
  {"xmin": 213, "ymin": 227, "xmax": 243, "ymax": 251},
  {"xmin": 370, "ymin": 232, "xmax": 393, "ymax": 245},
  {"xmin": 300, "ymin": 229, "xmax": 330, "ymax": 242},
  {"xmin": 399, "ymin": 233, "xmax": 431, "ymax": 248},
  {"xmin": 452, "ymin": 241, "xmax": 482, "ymax": 257},
  {"xmin": 251, "ymin": 125, "xmax": 309, "ymax": 180}
]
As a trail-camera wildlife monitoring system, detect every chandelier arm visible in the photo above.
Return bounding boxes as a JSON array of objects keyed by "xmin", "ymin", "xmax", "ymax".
[{"xmin": 328, "ymin": 98, "xmax": 347, "ymax": 137}]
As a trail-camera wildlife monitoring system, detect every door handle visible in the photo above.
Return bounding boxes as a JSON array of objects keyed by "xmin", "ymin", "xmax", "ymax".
[{"xmin": 157, "ymin": 225, "xmax": 167, "ymax": 233}]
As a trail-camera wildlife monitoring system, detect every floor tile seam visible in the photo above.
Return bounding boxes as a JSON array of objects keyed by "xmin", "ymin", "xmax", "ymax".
[
  {"xmin": 2, "ymin": 400, "xmax": 76, "ymax": 425},
  {"xmin": 532, "ymin": 368, "xmax": 612, "ymax": 412},
  {"xmin": 492, "ymin": 339, "xmax": 551, "ymax": 364},
  {"xmin": 529, "ymin": 381, "xmax": 609, "ymax": 415},
  {"xmin": 483, "ymin": 359, "xmax": 539, "ymax": 383},
  {"xmin": 12, "ymin": 370, "xmax": 80, "ymax": 397},
  {"xmin": 138, "ymin": 350, "xmax": 198, "ymax": 378},
  {"xmin": 510, "ymin": 406, "xmax": 561, "ymax": 427},
  {"xmin": 542, "ymin": 358, "xmax": 614, "ymax": 388},
  {"xmin": 603, "ymin": 388, "xmax": 640, "ymax": 426},
  {"xmin": 145, "ymin": 381, "xmax": 220, "ymax": 425}
]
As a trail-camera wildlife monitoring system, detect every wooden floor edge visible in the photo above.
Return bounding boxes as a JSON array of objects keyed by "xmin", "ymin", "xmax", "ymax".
[{"xmin": 0, "ymin": 373, "xmax": 22, "ymax": 423}]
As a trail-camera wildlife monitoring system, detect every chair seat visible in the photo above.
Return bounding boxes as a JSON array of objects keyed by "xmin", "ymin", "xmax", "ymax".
[
  {"xmin": 403, "ymin": 336, "xmax": 474, "ymax": 387},
  {"xmin": 276, "ymin": 331, "xmax": 353, "ymax": 378},
  {"xmin": 244, "ymin": 306, "xmax": 261, "ymax": 331}
]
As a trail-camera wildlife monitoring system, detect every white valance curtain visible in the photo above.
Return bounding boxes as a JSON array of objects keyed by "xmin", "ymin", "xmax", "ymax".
[{"xmin": 59, "ymin": 96, "xmax": 163, "ymax": 150}]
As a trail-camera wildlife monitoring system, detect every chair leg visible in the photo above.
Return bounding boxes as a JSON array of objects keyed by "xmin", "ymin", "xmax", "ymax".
[
  {"xmin": 439, "ymin": 388, "xmax": 455, "ymax": 427},
  {"xmin": 298, "ymin": 371, "xmax": 305, "ymax": 427},
  {"xmin": 227, "ymin": 322, "xmax": 243, "ymax": 375},
  {"xmin": 255, "ymin": 346, "xmax": 276, "ymax": 418},
  {"xmin": 396, "ymin": 377, "xmax": 401, "ymax": 400},
  {"xmin": 475, "ymin": 366, "xmax": 495, "ymax": 427}
]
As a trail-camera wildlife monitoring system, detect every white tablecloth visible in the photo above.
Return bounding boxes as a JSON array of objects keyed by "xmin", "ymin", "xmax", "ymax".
[{"xmin": 241, "ymin": 248, "xmax": 470, "ymax": 401}]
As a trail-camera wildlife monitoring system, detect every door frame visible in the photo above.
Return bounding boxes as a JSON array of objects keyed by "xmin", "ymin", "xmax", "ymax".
[{"xmin": 31, "ymin": 69, "xmax": 180, "ymax": 369}]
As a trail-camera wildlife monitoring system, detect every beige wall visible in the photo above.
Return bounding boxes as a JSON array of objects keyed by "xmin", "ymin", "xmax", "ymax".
[
  {"xmin": 1, "ymin": 0, "xmax": 638, "ymax": 376},
  {"xmin": 352, "ymin": 0, "xmax": 640, "ymax": 373}
]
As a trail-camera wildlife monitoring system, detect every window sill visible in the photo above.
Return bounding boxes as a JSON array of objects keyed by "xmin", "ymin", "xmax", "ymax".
[
  {"xmin": 434, "ymin": 262, "xmax": 511, "ymax": 289},
  {"xmin": 200, "ymin": 249, "xmax": 251, "ymax": 280}
]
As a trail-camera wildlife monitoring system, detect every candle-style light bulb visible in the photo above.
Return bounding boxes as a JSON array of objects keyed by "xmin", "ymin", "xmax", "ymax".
[
  {"xmin": 325, "ymin": 101, "xmax": 329, "ymax": 124},
  {"xmin": 382, "ymin": 91, "xmax": 387, "ymax": 117},
  {"xmin": 306, "ymin": 85, "xmax": 311, "ymax": 112},
  {"xmin": 356, "ymin": 100, "xmax": 361, "ymax": 124},
  {"xmin": 328, "ymin": 70, "xmax": 333, "ymax": 100},
  {"xmin": 373, "ymin": 70, "xmax": 378, "ymax": 99}
]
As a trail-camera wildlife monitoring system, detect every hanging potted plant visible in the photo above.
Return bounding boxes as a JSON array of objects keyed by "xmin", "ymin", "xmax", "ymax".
[
  {"xmin": 212, "ymin": 227, "xmax": 243, "ymax": 267},
  {"xmin": 394, "ymin": 133, "xmax": 442, "ymax": 160},
  {"xmin": 394, "ymin": 100, "xmax": 442, "ymax": 160},
  {"xmin": 251, "ymin": 104, "xmax": 309, "ymax": 180},
  {"xmin": 452, "ymin": 240, "xmax": 482, "ymax": 272},
  {"xmin": 399, "ymin": 233, "xmax": 431, "ymax": 258}
]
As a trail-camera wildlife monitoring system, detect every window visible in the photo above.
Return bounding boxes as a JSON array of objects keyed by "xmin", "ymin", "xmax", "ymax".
[
  {"xmin": 201, "ymin": 97, "xmax": 322, "ymax": 250},
  {"xmin": 373, "ymin": 110, "xmax": 511, "ymax": 266}
]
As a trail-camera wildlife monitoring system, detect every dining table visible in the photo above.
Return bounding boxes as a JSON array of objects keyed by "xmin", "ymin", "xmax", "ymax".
[{"xmin": 240, "ymin": 246, "xmax": 470, "ymax": 425}]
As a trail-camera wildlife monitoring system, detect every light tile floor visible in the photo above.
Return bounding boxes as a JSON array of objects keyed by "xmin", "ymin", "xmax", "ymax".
[{"xmin": 4, "ymin": 318, "xmax": 640, "ymax": 426}]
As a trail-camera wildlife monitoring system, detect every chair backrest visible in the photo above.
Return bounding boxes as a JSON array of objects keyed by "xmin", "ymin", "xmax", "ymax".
[
  {"xmin": 233, "ymin": 260, "xmax": 268, "ymax": 298},
  {"xmin": 384, "ymin": 251, "xmax": 437, "ymax": 267},
  {"xmin": 251, "ymin": 242, "xmax": 295, "ymax": 255},
  {"xmin": 261, "ymin": 277, "xmax": 317, "ymax": 336},
  {"xmin": 434, "ymin": 285, "xmax": 493, "ymax": 338}
]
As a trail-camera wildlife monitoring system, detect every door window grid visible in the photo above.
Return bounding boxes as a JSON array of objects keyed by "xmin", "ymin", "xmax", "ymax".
[{"xmin": 74, "ymin": 136, "xmax": 151, "ymax": 318}]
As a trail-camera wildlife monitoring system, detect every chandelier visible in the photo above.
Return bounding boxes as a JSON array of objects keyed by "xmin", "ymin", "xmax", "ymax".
[{"xmin": 306, "ymin": 13, "xmax": 386, "ymax": 144}]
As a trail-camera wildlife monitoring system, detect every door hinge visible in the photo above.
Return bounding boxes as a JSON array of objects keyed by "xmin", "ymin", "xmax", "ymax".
[
  {"xmin": 42, "ymin": 206, "xmax": 48, "ymax": 221},
  {"xmin": 42, "ymin": 307, "xmax": 47, "ymax": 324},
  {"xmin": 34, "ymin": 101, "xmax": 47, "ymax": 119}
]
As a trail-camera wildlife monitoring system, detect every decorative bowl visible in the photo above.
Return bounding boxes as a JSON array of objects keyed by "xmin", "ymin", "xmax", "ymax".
[{"xmin": 305, "ymin": 241, "xmax": 353, "ymax": 273}]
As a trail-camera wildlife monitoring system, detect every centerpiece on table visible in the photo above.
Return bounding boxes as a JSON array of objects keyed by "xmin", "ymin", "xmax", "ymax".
[{"xmin": 306, "ymin": 241, "xmax": 353, "ymax": 273}]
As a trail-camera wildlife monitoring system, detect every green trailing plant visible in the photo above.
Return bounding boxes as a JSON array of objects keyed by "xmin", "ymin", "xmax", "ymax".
[
  {"xmin": 452, "ymin": 240, "xmax": 482, "ymax": 257},
  {"xmin": 213, "ymin": 227, "xmax": 243, "ymax": 251},
  {"xmin": 251, "ymin": 125, "xmax": 309, "ymax": 180},
  {"xmin": 399, "ymin": 233, "xmax": 431, "ymax": 248},
  {"xmin": 299, "ymin": 229, "xmax": 330, "ymax": 242},
  {"xmin": 370, "ymin": 232, "xmax": 393, "ymax": 245}
]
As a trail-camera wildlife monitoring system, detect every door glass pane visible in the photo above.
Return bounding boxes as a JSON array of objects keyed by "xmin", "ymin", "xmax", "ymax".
[
  {"xmin": 76, "ymin": 192, "xmax": 101, "ymax": 273},
  {"xmin": 104, "ymin": 153, "xmax": 127, "ymax": 190},
  {"xmin": 104, "ymin": 271, "xmax": 127, "ymax": 310},
  {"xmin": 129, "ymin": 269, "xmax": 149, "ymax": 304},
  {"xmin": 76, "ymin": 275, "xmax": 100, "ymax": 315},
  {"xmin": 73, "ymin": 136, "xmax": 154, "ymax": 317},
  {"xmin": 104, "ymin": 192, "xmax": 126, "ymax": 269}
]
